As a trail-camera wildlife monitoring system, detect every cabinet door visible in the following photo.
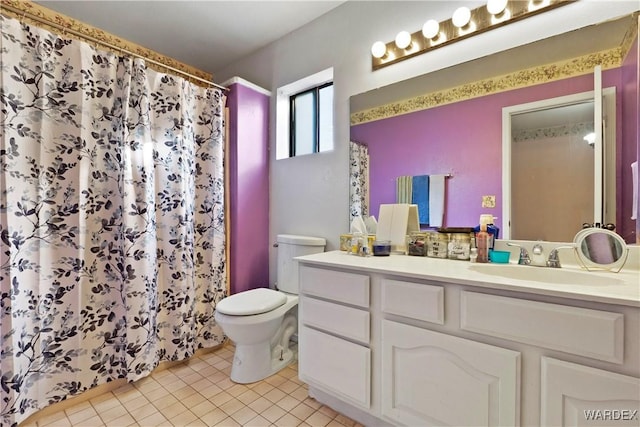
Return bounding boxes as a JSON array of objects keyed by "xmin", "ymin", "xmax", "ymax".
[
  {"xmin": 298, "ymin": 326, "xmax": 370, "ymax": 408},
  {"xmin": 381, "ymin": 320, "xmax": 520, "ymax": 426},
  {"xmin": 541, "ymin": 357, "xmax": 640, "ymax": 426}
]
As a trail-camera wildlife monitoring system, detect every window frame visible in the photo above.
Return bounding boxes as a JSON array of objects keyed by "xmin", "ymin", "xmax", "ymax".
[
  {"xmin": 288, "ymin": 82, "xmax": 333, "ymax": 157},
  {"xmin": 275, "ymin": 67, "xmax": 334, "ymax": 160}
]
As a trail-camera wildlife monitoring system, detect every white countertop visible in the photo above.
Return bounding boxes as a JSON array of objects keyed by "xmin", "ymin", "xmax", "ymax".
[{"xmin": 296, "ymin": 251, "xmax": 640, "ymax": 307}]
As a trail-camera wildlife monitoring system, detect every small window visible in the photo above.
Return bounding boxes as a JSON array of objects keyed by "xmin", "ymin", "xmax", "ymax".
[
  {"xmin": 289, "ymin": 82, "xmax": 333, "ymax": 157},
  {"xmin": 276, "ymin": 68, "xmax": 333, "ymax": 160}
]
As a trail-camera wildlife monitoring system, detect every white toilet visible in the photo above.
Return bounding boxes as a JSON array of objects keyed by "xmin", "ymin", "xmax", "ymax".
[{"xmin": 214, "ymin": 234, "xmax": 326, "ymax": 383}]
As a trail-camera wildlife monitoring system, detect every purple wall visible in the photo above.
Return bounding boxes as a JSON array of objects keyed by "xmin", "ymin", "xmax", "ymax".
[
  {"xmin": 227, "ymin": 82, "xmax": 270, "ymax": 294},
  {"xmin": 622, "ymin": 36, "xmax": 639, "ymax": 244},
  {"xmin": 351, "ymin": 68, "xmax": 637, "ymax": 242}
]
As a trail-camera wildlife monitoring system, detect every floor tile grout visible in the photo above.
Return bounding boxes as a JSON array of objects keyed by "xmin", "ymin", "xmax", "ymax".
[{"xmin": 28, "ymin": 344, "xmax": 363, "ymax": 427}]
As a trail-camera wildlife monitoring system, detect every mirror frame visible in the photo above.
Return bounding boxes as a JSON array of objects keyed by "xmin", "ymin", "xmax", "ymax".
[
  {"xmin": 573, "ymin": 228, "xmax": 628, "ymax": 272},
  {"xmin": 501, "ymin": 86, "xmax": 617, "ymax": 240}
]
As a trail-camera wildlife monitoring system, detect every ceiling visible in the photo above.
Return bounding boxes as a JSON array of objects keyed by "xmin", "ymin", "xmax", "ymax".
[{"xmin": 33, "ymin": 0, "xmax": 347, "ymax": 75}]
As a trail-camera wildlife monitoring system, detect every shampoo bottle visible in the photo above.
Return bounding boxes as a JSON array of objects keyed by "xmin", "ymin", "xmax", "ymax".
[{"xmin": 476, "ymin": 223, "xmax": 490, "ymax": 263}]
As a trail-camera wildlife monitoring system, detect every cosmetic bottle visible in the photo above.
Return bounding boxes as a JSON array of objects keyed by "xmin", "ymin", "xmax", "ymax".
[
  {"xmin": 469, "ymin": 247, "xmax": 478, "ymax": 263},
  {"xmin": 475, "ymin": 223, "xmax": 490, "ymax": 263},
  {"xmin": 474, "ymin": 214, "xmax": 499, "ymax": 250},
  {"xmin": 351, "ymin": 232, "xmax": 363, "ymax": 255}
]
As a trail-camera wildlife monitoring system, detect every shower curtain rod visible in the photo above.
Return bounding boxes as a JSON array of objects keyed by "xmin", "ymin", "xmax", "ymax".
[{"xmin": 0, "ymin": 3, "xmax": 228, "ymax": 91}]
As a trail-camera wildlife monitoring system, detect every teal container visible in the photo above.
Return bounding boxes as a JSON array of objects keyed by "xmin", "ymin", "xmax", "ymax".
[{"xmin": 489, "ymin": 250, "xmax": 511, "ymax": 263}]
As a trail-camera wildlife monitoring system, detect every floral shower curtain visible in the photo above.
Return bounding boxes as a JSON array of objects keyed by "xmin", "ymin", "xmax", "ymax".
[
  {"xmin": 0, "ymin": 15, "xmax": 226, "ymax": 426},
  {"xmin": 349, "ymin": 140, "xmax": 369, "ymax": 221}
]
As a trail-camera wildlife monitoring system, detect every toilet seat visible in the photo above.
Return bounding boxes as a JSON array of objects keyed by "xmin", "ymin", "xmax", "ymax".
[{"xmin": 217, "ymin": 288, "xmax": 287, "ymax": 316}]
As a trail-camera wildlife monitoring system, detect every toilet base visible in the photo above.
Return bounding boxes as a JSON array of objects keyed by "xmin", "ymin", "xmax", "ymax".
[{"xmin": 230, "ymin": 341, "xmax": 296, "ymax": 384}]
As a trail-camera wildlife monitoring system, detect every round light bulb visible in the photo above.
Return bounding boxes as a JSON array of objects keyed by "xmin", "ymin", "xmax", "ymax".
[
  {"xmin": 422, "ymin": 19, "xmax": 440, "ymax": 39},
  {"xmin": 487, "ymin": 0, "xmax": 508, "ymax": 15},
  {"xmin": 371, "ymin": 41, "xmax": 387, "ymax": 58},
  {"xmin": 395, "ymin": 31, "xmax": 412, "ymax": 49},
  {"xmin": 584, "ymin": 132, "xmax": 596, "ymax": 145},
  {"xmin": 452, "ymin": 6, "xmax": 471, "ymax": 28}
]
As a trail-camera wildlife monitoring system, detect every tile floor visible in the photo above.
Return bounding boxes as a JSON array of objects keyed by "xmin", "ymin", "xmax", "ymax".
[{"xmin": 23, "ymin": 344, "xmax": 361, "ymax": 427}]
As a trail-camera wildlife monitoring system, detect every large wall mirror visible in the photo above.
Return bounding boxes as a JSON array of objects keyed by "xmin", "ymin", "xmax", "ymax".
[{"xmin": 350, "ymin": 13, "xmax": 638, "ymax": 243}]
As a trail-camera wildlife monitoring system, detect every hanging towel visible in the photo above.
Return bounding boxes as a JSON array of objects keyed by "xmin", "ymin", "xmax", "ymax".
[
  {"xmin": 396, "ymin": 176, "xmax": 413, "ymax": 204},
  {"xmin": 429, "ymin": 174, "xmax": 446, "ymax": 227},
  {"xmin": 412, "ymin": 175, "xmax": 430, "ymax": 225}
]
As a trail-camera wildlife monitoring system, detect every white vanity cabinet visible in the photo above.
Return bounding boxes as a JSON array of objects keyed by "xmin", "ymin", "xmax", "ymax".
[
  {"xmin": 298, "ymin": 266, "xmax": 371, "ymax": 408},
  {"xmin": 295, "ymin": 252, "xmax": 639, "ymax": 427},
  {"xmin": 381, "ymin": 320, "xmax": 520, "ymax": 426}
]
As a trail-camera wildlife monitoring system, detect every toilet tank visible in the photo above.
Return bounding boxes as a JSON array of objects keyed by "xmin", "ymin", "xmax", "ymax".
[{"xmin": 276, "ymin": 234, "xmax": 326, "ymax": 294}]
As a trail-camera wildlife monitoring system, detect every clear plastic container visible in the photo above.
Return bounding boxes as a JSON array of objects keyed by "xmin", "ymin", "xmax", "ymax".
[
  {"xmin": 407, "ymin": 232, "xmax": 428, "ymax": 256},
  {"xmin": 447, "ymin": 232, "xmax": 472, "ymax": 260},
  {"xmin": 427, "ymin": 232, "xmax": 449, "ymax": 258}
]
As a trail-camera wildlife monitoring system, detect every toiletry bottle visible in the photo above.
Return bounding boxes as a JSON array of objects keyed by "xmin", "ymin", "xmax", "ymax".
[
  {"xmin": 359, "ymin": 234, "xmax": 370, "ymax": 257},
  {"xmin": 351, "ymin": 232, "xmax": 363, "ymax": 255},
  {"xmin": 475, "ymin": 214, "xmax": 499, "ymax": 250},
  {"xmin": 476, "ymin": 223, "xmax": 490, "ymax": 263},
  {"xmin": 469, "ymin": 247, "xmax": 478, "ymax": 263}
]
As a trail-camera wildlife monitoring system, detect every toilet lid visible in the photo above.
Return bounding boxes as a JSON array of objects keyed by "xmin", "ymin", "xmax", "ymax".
[{"xmin": 216, "ymin": 288, "xmax": 287, "ymax": 316}]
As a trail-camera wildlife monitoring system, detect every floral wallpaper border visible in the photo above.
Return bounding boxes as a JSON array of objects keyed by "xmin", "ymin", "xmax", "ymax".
[
  {"xmin": 0, "ymin": 0, "xmax": 213, "ymax": 84},
  {"xmin": 351, "ymin": 47, "xmax": 624, "ymax": 126},
  {"xmin": 513, "ymin": 121, "xmax": 594, "ymax": 143},
  {"xmin": 620, "ymin": 12, "xmax": 639, "ymax": 60}
]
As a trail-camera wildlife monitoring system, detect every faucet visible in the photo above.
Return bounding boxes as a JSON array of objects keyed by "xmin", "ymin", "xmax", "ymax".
[
  {"xmin": 546, "ymin": 245, "xmax": 576, "ymax": 268},
  {"xmin": 506, "ymin": 242, "xmax": 531, "ymax": 265},
  {"xmin": 546, "ymin": 248, "xmax": 562, "ymax": 268},
  {"xmin": 507, "ymin": 242, "xmax": 560, "ymax": 267}
]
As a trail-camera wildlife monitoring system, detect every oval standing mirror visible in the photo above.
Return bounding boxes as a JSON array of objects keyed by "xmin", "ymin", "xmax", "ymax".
[{"xmin": 573, "ymin": 228, "xmax": 628, "ymax": 272}]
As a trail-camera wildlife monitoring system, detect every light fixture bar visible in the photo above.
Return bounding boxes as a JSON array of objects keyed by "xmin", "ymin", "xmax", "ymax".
[{"xmin": 372, "ymin": 0, "xmax": 574, "ymax": 71}]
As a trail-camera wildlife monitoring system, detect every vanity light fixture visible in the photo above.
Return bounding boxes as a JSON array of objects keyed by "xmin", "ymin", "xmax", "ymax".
[
  {"xmin": 371, "ymin": 0, "xmax": 573, "ymax": 71},
  {"xmin": 487, "ymin": 0, "xmax": 511, "ymax": 23},
  {"xmin": 452, "ymin": 6, "xmax": 472, "ymax": 29},
  {"xmin": 528, "ymin": 0, "xmax": 552, "ymax": 12},
  {"xmin": 422, "ymin": 19, "xmax": 440, "ymax": 39},
  {"xmin": 395, "ymin": 31, "xmax": 412, "ymax": 50},
  {"xmin": 452, "ymin": 6, "xmax": 476, "ymax": 36},
  {"xmin": 371, "ymin": 41, "xmax": 387, "ymax": 59},
  {"xmin": 487, "ymin": 0, "xmax": 509, "ymax": 15}
]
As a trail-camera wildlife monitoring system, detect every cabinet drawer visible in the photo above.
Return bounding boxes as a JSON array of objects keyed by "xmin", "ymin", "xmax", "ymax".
[
  {"xmin": 299, "ymin": 326, "xmax": 371, "ymax": 408},
  {"xmin": 300, "ymin": 265, "xmax": 369, "ymax": 308},
  {"xmin": 382, "ymin": 279, "xmax": 444, "ymax": 324},
  {"xmin": 461, "ymin": 291, "xmax": 624, "ymax": 363},
  {"xmin": 301, "ymin": 297, "xmax": 370, "ymax": 344}
]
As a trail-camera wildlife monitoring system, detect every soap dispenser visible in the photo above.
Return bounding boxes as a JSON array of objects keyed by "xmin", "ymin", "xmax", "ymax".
[{"xmin": 474, "ymin": 214, "xmax": 499, "ymax": 250}]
